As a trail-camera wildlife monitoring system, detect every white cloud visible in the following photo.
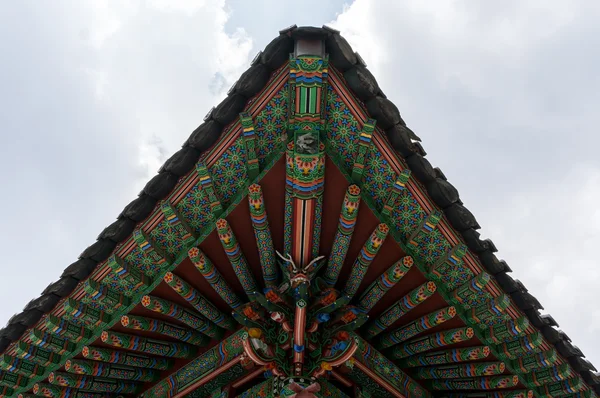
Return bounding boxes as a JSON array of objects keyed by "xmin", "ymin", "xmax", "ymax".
[
  {"xmin": 0, "ymin": 0, "xmax": 252, "ymax": 323},
  {"xmin": 331, "ymin": 0, "xmax": 600, "ymax": 365}
]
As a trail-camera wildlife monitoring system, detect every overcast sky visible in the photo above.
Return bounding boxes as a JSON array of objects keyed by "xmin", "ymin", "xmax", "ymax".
[{"xmin": 1, "ymin": 0, "xmax": 599, "ymax": 368}]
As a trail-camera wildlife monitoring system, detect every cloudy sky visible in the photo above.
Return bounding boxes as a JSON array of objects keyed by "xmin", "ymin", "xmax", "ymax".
[{"xmin": 1, "ymin": 0, "xmax": 599, "ymax": 368}]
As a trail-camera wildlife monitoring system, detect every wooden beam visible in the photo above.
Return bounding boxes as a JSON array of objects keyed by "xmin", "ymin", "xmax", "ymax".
[
  {"xmin": 133, "ymin": 229, "xmax": 171, "ymax": 272},
  {"xmin": 482, "ymin": 316, "xmax": 530, "ymax": 344},
  {"xmin": 523, "ymin": 363, "xmax": 572, "ymax": 386},
  {"xmin": 240, "ymin": 112, "xmax": 260, "ymax": 180},
  {"xmin": 322, "ymin": 184, "xmax": 361, "ymax": 286},
  {"xmin": 351, "ymin": 118, "xmax": 375, "ymax": 183},
  {"xmin": 65, "ymin": 359, "xmax": 159, "ymax": 382},
  {"xmin": 449, "ymin": 271, "xmax": 491, "ymax": 308},
  {"xmin": 82, "ymin": 279, "xmax": 130, "ymax": 314},
  {"xmin": 164, "ymin": 271, "xmax": 236, "ymax": 330},
  {"xmin": 160, "ymin": 200, "xmax": 196, "ymax": 246},
  {"xmin": 216, "ymin": 218, "xmax": 259, "ymax": 297},
  {"xmin": 0, "ymin": 356, "xmax": 44, "ymax": 378},
  {"xmin": 357, "ymin": 256, "xmax": 413, "ymax": 311},
  {"xmin": 44, "ymin": 315, "xmax": 91, "ymax": 343},
  {"xmin": 63, "ymin": 298, "xmax": 110, "ymax": 328},
  {"xmin": 391, "ymin": 327, "xmax": 475, "ymax": 359},
  {"xmin": 414, "ymin": 361, "xmax": 506, "ymax": 379},
  {"xmin": 429, "ymin": 375, "xmax": 520, "ymax": 391},
  {"xmin": 399, "ymin": 346, "xmax": 491, "ymax": 368},
  {"xmin": 511, "ymin": 349, "xmax": 558, "ymax": 373},
  {"xmin": 0, "ymin": 370, "xmax": 28, "ymax": 389},
  {"xmin": 29, "ymin": 329, "xmax": 76, "ymax": 355},
  {"xmin": 48, "ymin": 371, "xmax": 139, "ymax": 394},
  {"xmin": 81, "ymin": 346, "xmax": 172, "ymax": 370},
  {"xmin": 105, "ymin": 254, "xmax": 151, "ymax": 293},
  {"xmin": 352, "ymin": 334, "xmax": 429, "ymax": 397},
  {"xmin": 408, "ymin": 209, "xmax": 442, "ymax": 247},
  {"xmin": 364, "ymin": 281, "xmax": 437, "ymax": 338},
  {"xmin": 15, "ymin": 342, "xmax": 61, "ymax": 367},
  {"xmin": 188, "ymin": 247, "xmax": 244, "ymax": 310},
  {"xmin": 120, "ymin": 314, "xmax": 209, "ymax": 346},
  {"xmin": 100, "ymin": 330, "xmax": 197, "ymax": 359},
  {"xmin": 465, "ymin": 294, "xmax": 511, "ymax": 326},
  {"xmin": 352, "ymin": 361, "xmax": 405, "ymax": 398},
  {"xmin": 382, "ymin": 170, "xmax": 411, "ymax": 218},
  {"xmin": 33, "ymin": 383, "xmax": 117, "ymax": 398},
  {"xmin": 141, "ymin": 295, "xmax": 224, "ymax": 340},
  {"xmin": 495, "ymin": 332, "xmax": 544, "ymax": 361},
  {"xmin": 196, "ymin": 162, "xmax": 223, "ymax": 219},
  {"xmin": 248, "ymin": 183, "xmax": 279, "ymax": 287},
  {"xmin": 377, "ymin": 306, "xmax": 458, "ymax": 349},
  {"xmin": 343, "ymin": 223, "xmax": 389, "ymax": 299},
  {"xmin": 173, "ymin": 357, "xmax": 242, "ymax": 398}
]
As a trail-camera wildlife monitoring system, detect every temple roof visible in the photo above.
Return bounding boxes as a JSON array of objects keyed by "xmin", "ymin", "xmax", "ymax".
[{"xmin": 1, "ymin": 25, "xmax": 599, "ymax": 397}]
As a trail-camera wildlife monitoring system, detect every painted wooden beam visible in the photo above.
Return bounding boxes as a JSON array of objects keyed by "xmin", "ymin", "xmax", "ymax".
[
  {"xmin": 100, "ymin": 330, "xmax": 196, "ymax": 359},
  {"xmin": 15, "ymin": 342, "xmax": 61, "ymax": 367},
  {"xmin": 449, "ymin": 271, "xmax": 491, "ymax": 308},
  {"xmin": 382, "ymin": 170, "xmax": 411, "ymax": 218},
  {"xmin": 44, "ymin": 315, "xmax": 91, "ymax": 343},
  {"xmin": 495, "ymin": 332, "xmax": 544, "ymax": 360},
  {"xmin": 0, "ymin": 386, "xmax": 14, "ymax": 397},
  {"xmin": 399, "ymin": 346, "xmax": 492, "ymax": 368},
  {"xmin": 428, "ymin": 243, "xmax": 468, "ymax": 286},
  {"xmin": 357, "ymin": 255, "xmax": 413, "ymax": 311},
  {"xmin": 81, "ymin": 346, "xmax": 172, "ymax": 370},
  {"xmin": 465, "ymin": 294, "xmax": 511, "ymax": 327},
  {"xmin": 120, "ymin": 314, "xmax": 209, "ymax": 346},
  {"xmin": 164, "ymin": 271, "xmax": 236, "ymax": 330},
  {"xmin": 523, "ymin": 363, "xmax": 573, "ymax": 386},
  {"xmin": 408, "ymin": 209, "xmax": 442, "ymax": 247},
  {"xmin": 32, "ymin": 383, "xmax": 117, "ymax": 398},
  {"xmin": 443, "ymin": 392, "xmax": 534, "ymax": 398},
  {"xmin": 414, "ymin": 362, "xmax": 506, "ymax": 379},
  {"xmin": 240, "ymin": 112, "xmax": 260, "ymax": 180},
  {"xmin": 343, "ymin": 223, "xmax": 389, "ymax": 299},
  {"xmin": 482, "ymin": 316, "xmax": 530, "ymax": 344},
  {"xmin": 248, "ymin": 183, "xmax": 278, "ymax": 287},
  {"xmin": 364, "ymin": 281, "xmax": 437, "ymax": 338},
  {"xmin": 141, "ymin": 295, "xmax": 223, "ymax": 339},
  {"xmin": 510, "ymin": 349, "xmax": 558, "ymax": 373},
  {"xmin": 536, "ymin": 377, "xmax": 584, "ymax": 397},
  {"xmin": 105, "ymin": 254, "xmax": 151, "ymax": 293},
  {"xmin": 351, "ymin": 118, "xmax": 375, "ymax": 183},
  {"xmin": 0, "ymin": 370, "xmax": 28, "ymax": 389},
  {"xmin": 48, "ymin": 371, "xmax": 138, "ymax": 394},
  {"xmin": 63, "ymin": 298, "xmax": 110, "ymax": 328},
  {"xmin": 352, "ymin": 334, "xmax": 431, "ymax": 398},
  {"xmin": 140, "ymin": 330, "xmax": 246, "ymax": 398},
  {"xmin": 216, "ymin": 218, "xmax": 258, "ymax": 296},
  {"xmin": 429, "ymin": 375, "xmax": 519, "ymax": 390},
  {"xmin": 391, "ymin": 327, "xmax": 475, "ymax": 359},
  {"xmin": 160, "ymin": 200, "xmax": 196, "ymax": 247},
  {"xmin": 82, "ymin": 279, "xmax": 130, "ymax": 314},
  {"xmin": 65, "ymin": 359, "xmax": 159, "ymax": 382},
  {"xmin": 133, "ymin": 229, "xmax": 171, "ymax": 273},
  {"xmin": 188, "ymin": 247, "xmax": 244, "ymax": 310},
  {"xmin": 322, "ymin": 184, "xmax": 361, "ymax": 286},
  {"xmin": 377, "ymin": 306, "xmax": 457, "ymax": 349},
  {"xmin": 0, "ymin": 356, "xmax": 44, "ymax": 378},
  {"xmin": 196, "ymin": 162, "xmax": 223, "ymax": 218},
  {"xmin": 29, "ymin": 330, "xmax": 75, "ymax": 355}
]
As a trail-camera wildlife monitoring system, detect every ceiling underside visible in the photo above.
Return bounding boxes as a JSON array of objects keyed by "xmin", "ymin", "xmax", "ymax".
[{"xmin": 0, "ymin": 26, "xmax": 597, "ymax": 398}]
